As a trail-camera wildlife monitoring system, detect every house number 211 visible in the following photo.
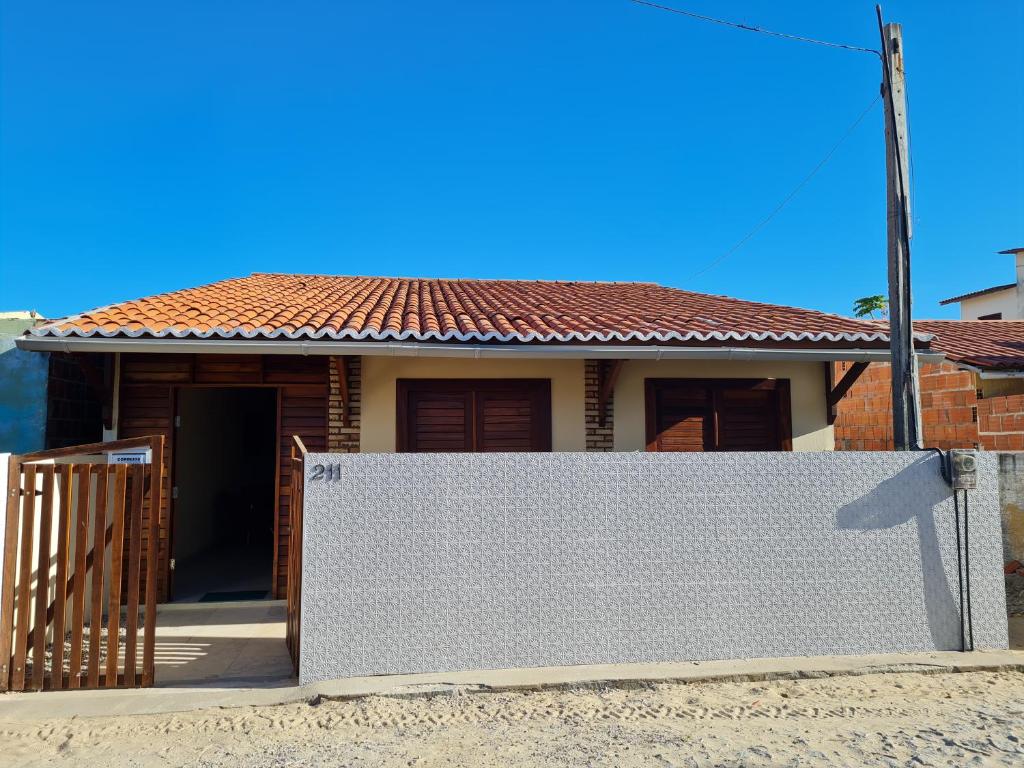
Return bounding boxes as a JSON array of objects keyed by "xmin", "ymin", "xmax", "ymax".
[{"xmin": 309, "ymin": 464, "xmax": 341, "ymax": 481}]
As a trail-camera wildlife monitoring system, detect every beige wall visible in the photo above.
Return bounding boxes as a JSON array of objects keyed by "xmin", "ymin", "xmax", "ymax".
[
  {"xmin": 980, "ymin": 375, "xmax": 1024, "ymax": 399},
  {"xmin": 613, "ymin": 359, "xmax": 833, "ymax": 451},
  {"xmin": 360, "ymin": 356, "xmax": 587, "ymax": 452},
  {"xmin": 361, "ymin": 355, "xmax": 833, "ymax": 453},
  {"xmin": 959, "ymin": 288, "xmax": 1017, "ymax": 320}
]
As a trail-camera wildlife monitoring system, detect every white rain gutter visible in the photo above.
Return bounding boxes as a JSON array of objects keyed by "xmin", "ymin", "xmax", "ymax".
[
  {"xmin": 15, "ymin": 334, "xmax": 946, "ymax": 363},
  {"xmin": 955, "ymin": 361, "xmax": 1024, "ymax": 379}
]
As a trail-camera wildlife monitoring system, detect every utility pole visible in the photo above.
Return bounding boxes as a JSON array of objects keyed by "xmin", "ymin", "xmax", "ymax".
[{"xmin": 877, "ymin": 6, "xmax": 922, "ymax": 450}]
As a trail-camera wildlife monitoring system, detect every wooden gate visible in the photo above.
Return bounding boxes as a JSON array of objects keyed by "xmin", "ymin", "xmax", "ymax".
[
  {"xmin": 0, "ymin": 436, "xmax": 164, "ymax": 692},
  {"xmin": 285, "ymin": 436, "xmax": 306, "ymax": 675}
]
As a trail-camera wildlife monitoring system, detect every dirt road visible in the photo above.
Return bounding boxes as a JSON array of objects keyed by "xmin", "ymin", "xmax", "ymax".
[{"xmin": 4, "ymin": 669, "xmax": 1024, "ymax": 766}]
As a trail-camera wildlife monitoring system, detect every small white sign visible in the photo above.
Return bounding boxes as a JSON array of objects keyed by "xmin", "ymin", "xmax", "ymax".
[{"xmin": 107, "ymin": 450, "xmax": 151, "ymax": 465}]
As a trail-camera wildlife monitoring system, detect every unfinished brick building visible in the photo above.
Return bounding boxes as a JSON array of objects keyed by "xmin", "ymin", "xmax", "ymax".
[{"xmin": 833, "ymin": 320, "xmax": 1024, "ymax": 451}]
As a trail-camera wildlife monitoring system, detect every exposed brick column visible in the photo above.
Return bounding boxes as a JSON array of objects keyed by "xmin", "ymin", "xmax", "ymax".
[
  {"xmin": 328, "ymin": 356, "xmax": 361, "ymax": 453},
  {"xmin": 585, "ymin": 359, "xmax": 614, "ymax": 451}
]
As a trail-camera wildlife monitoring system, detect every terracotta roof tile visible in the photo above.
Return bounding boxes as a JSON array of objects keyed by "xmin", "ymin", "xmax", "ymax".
[
  {"xmin": 938, "ymin": 283, "xmax": 1015, "ymax": 306},
  {"xmin": 916, "ymin": 320, "xmax": 1024, "ymax": 371},
  {"xmin": 31, "ymin": 272, "xmax": 911, "ymax": 346}
]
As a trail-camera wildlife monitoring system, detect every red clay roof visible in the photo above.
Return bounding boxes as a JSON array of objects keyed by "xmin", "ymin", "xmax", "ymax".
[
  {"xmin": 32, "ymin": 273, "xmax": 908, "ymax": 345},
  {"xmin": 917, "ymin": 320, "xmax": 1024, "ymax": 371}
]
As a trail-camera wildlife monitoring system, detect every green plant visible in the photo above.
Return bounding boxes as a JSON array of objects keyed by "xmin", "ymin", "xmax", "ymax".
[{"xmin": 853, "ymin": 295, "xmax": 888, "ymax": 319}]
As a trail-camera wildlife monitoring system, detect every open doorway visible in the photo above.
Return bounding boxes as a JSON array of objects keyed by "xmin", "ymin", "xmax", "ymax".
[{"xmin": 171, "ymin": 387, "xmax": 277, "ymax": 602}]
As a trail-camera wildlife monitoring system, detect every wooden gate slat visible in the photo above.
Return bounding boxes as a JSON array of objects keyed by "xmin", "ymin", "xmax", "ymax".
[
  {"xmin": 0, "ymin": 436, "xmax": 166, "ymax": 694},
  {"xmin": 30, "ymin": 466, "xmax": 55, "ymax": 691},
  {"xmin": 123, "ymin": 464, "xmax": 145, "ymax": 687},
  {"xmin": 50, "ymin": 465, "xmax": 74, "ymax": 690},
  {"xmin": 141, "ymin": 437, "xmax": 164, "ymax": 687},
  {"xmin": 11, "ymin": 464, "xmax": 38, "ymax": 691},
  {"xmin": 106, "ymin": 465, "xmax": 128, "ymax": 688},
  {"xmin": 285, "ymin": 443, "xmax": 304, "ymax": 676},
  {"xmin": 0, "ymin": 455, "xmax": 23, "ymax": 692},
  {"xmin": 87, "ymin": 466, "xmax": 109, "ymax": 688},
  {"xmin": 68, "ymin": 465, "xmax": 91, "ymax": 688}
]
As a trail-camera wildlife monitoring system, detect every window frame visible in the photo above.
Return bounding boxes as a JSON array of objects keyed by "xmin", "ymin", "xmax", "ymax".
[
  {"xmin": 644, "ymin": 378, "xmax": 793, "ymax": 452},
  {"xmin": 396, "ymin": 378, "xmax": 552, "ymax": 453}
]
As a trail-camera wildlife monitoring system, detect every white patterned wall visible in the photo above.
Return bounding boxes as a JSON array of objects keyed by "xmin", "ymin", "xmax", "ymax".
[{"xmin": 299, "ymin": 452, "xmax": 1007, "ymax": 684}]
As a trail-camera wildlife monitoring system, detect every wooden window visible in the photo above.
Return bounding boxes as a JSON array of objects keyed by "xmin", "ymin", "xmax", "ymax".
[
  {"xmin": 645, "ymin": 378, "xmax": 792, "ymax": 452},
  {"xmin": 978, "ymin": 312, "xmax": 1002, "ymax": 320},
  {"xmin": 397, "ymin": 379, "xmax": 552, "ymax": 452}
]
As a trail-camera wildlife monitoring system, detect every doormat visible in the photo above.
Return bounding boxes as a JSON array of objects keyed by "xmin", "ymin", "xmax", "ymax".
[{"xmin": 199, "ymin": 590, "xmax": 269, "ymax": 602}]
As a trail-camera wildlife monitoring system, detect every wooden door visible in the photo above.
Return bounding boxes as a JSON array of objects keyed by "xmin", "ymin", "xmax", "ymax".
[{"xmin": 398, "ymin": 380, "xmax": 551, "ymax": 452}]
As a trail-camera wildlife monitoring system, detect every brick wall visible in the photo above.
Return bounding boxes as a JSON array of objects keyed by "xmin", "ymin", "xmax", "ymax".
[
  {"xmin": 328, "ymin": 355, "xmax": 361, "ymax": 453},
  {"xmin": 584, "ymin": 359, "xmax": 614, "ymax": 451},
  {"xmin": 978, "ymin": 395, "xmax": 1024, "ymax": 451},
  {"xmin": 833, "ymin": 361, "xmax": 979, "ymax": 450},
  {"xmin": 44, "ymin": 352, "xmax": 102, "ymax": 449}
]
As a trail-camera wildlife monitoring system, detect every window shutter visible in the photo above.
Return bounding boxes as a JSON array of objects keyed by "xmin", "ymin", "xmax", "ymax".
[
  {"xmin": 405, "ymin": 390, "xmax": 472, "ymax": 452},
  {"xmin": 398, "ymin": 380, "xmax": 551, "ymax": 452},
  {"xmin": 650, "ymin": 385, "xmax": 711, "ymax": 451},
  {"xmin": 716, "ymin": 388, "xmax": 779, "ymax": 451},
  {"xmin": 646, "ymin": 379, "xmax": 790, "ymax": 452},
  {"xmin": 476, "ymin": 393, "xmax": 536, "ymax": 452}
]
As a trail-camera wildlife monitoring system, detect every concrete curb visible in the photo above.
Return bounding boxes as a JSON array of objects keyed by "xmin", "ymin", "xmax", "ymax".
[{"xmin": 1, "ymin": 648, "xmax": 1023, "ymax": 722}]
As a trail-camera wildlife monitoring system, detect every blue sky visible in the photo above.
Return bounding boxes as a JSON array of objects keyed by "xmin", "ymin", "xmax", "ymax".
[{"xmin": 1, "ymin": 1, "xmax": 1021, "ymax": 320}]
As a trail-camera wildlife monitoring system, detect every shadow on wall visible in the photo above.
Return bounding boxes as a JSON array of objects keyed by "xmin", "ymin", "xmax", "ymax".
[{"xmin": 836, "ymin": 466, "xmax": 958, "ymax": 650}]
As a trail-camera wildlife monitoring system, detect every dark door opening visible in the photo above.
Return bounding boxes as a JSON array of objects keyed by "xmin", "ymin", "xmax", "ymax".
[{"xmin": 171, "ymin": 387, "xmax": 277, "ymax": 602}]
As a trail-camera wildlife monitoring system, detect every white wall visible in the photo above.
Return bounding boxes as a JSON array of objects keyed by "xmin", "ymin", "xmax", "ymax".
[
  {"xmin": 299, "ymin": 451, "xmax": 1007, "ymax": 683},
  {"xmin": 959, "ymin": 288, "xmax": 1018, "ymax": 320}
]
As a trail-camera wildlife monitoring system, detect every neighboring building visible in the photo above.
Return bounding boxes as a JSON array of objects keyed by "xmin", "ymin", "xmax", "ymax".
[
  {"xmin": 940, "ymin": 247, "xmax": 1024, "ymax": 320},
  {"xmin": 0, "ymin": 310, "xmax": 104, "ymax": 455},
  {"xmin": 831, "ymin": 319, "xmax": 1024, "ymax": 567},
  {"xmin": 14, "ymin": 273, "xmax": 933, "ymax": 603},
  {"xmin": 833, "ymin": 320, "xmax": 1024, "ymax": 451},
  {"xmin": 0, "ymin": 311, "xmax": 48, "ymax": 453}
]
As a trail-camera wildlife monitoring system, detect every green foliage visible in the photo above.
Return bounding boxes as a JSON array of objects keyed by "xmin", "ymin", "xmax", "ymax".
[{"xmin": 853, "ymin": 295, "xmax": 888, "ymax": 319}]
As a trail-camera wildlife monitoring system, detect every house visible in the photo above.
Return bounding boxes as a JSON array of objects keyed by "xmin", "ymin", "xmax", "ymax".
[
  {"xmin": 0, "ymin": 311, "xmax": 48, "ymax": 454},
  {"xmin": 940, "ymin": 247, "xmax": 1024, "ymax": 320},
  {"xmin": 14, "ymin": 273, "xmax": 937, "ymax": 603},
  {"xmin": 833, "ymin": 319, "xmax": 1024, "ymax": 453}
]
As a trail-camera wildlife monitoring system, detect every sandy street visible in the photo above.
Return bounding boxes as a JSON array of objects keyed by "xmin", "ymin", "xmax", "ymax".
[{"xmin": 2, "ymin": 669, "xmax": 1023, "ymax": 767}]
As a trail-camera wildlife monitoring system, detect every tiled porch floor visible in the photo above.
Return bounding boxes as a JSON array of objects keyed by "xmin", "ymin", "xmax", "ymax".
[{"xmin": 154, "ymin": 600, "xmax": 294, "ymax": 688}]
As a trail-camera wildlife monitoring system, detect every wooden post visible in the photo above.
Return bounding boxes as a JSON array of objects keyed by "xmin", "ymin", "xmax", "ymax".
[
  {"xmin": 0, "ymin": 455, "xmax": 22, "ymax": 691},
  {"xmin": 878, "ymin": 8, "xmax": 922, "ymax": 450}
]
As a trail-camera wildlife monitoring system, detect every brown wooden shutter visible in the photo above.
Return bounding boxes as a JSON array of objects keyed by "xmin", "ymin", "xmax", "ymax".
[
  {"xmin": 405, "ymin": 390, "xmax": 473, "ymax": 452},
  {"xmin": 645, "ymin": 379, "xmax": 791, "ymax": 452},
  {"xmin": 716, "ymin": 388, "xmax": 779, "ymax": 451},
  {"xmin": 398, "ymin": 380, "xmax": 551, "ymax": 452},
  {"xmin": 647, "ymin": 383, "xmax": 711, "ymax": 451}
]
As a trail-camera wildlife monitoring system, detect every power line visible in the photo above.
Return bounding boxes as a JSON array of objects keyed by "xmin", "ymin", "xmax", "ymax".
[
  {"xmin": 689, "ymin": 95, "xmax": 881, "ymax": 280},
  {"xmin": 629, "ymin": 0, "xmax": 880, "ymax": 57}
]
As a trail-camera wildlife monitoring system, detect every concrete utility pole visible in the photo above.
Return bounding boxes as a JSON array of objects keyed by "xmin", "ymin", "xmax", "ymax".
[{"xmin": 877, "ymin": 7, "xmax": 922, "ymax": 450}]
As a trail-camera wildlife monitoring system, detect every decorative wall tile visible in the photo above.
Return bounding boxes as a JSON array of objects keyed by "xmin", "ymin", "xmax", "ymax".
[{"xmin": 299, "ymin": 452, "xmax": 1008, "ymax": 684}]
